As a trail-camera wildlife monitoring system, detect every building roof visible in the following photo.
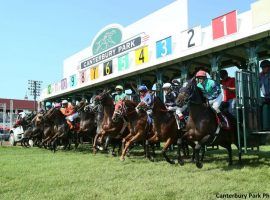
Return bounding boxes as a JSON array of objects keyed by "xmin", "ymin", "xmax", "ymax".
[{"xmin": 0, "ymin": 98, "xmax": 36, "ymax": 110}]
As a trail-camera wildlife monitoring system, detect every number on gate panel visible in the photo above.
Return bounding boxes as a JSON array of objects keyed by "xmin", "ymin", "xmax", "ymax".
[
  {"xmin": 156, "ymin": 37, "xmax": 172, "ymax": 58},
  {"xmin": 70, "ymin": 75, "xmax": 76, "ymax": 87},
  {"xmin": 212, "ymin": 10, "xmax": 237, "ymax": 40},
  {"xmin": 80, "ymin": 71, "xmax": 85, "ymax": 84},
  {"xmin": 118, "ymin": 54, "xmax": 129, "ymax": 71},
  {"xmin": 90, "ymin": 66, "xmax": 99, "ymax": 80},
  {"xmin": 187, "ymin": 29, "xmax": 195, "ymax": 48},
  {"xmin": 103, "ymin": 60, "xmax": 112, "ymax": 76},
  {"xmin": 135, "ymin": 46, "xmax": 149, "ymax": 65},
  {"xmin": 61, "ymin": 78, "xmax": 67, "ymax": 90}
]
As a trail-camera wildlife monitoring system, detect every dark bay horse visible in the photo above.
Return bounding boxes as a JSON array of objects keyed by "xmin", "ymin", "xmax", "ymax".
[
  {"xmin": 138, "ymin": 96, "xmax": 187, "ymax": 165},
  {"xmin": 42, "ymin": 107, "xmax": 71, "ymax": 152},
  {"xmin": 176, "ymin": 78, "xmax": 240, "ymax": 168},
  {"xmin": 75, "ymin": 100, "xmax": 97, "ymax": 148},
  {"xmin": 92, "ymin": 90, "xmax": 129, "ymax": 155},
  {"xmin": 112, "ymin": 100, "xmax": 154, "ymax": 161}
]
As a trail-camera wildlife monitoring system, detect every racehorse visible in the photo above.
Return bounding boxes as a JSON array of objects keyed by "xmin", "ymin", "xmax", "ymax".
[
  {"xmin": 74, "ymin": 100, "xmax": 97, "ymax": 148},
  {"xmin": 92, "ymin": 90, "xmax": 129, "ymax": 155},
  {"xmin": 175, "ymin": 78, "xmax": 240, "ymax": 168},
  {"xmin": 42, "ymin": 107, "xmax": 71, "ymax": 152},
  {"xmin": 16, "ymin": 112, "xmax": 36, "ymax": 147},
  {"xmin": 138, "ymin": 96, "xmax": 188, "ymax": 165},
  {"xmin": 112, "ymin": 100, "xmax": 154, "ymax": 161}
]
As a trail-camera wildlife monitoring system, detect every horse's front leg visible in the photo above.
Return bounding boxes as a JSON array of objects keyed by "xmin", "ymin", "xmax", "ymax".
[
  {"xmin": 120, "ymin": 131, "xmax": 143, "ymax": 161},
  {"xmin": 162, "ymin": 137, "xmax": 175, "ymax": 164},
  {"xmin": 93, "ymin": 131, "xmax": 104, "ymax": 153},
  {"xmin": 195, "ymin": 134, "xmax": 211, "ymax": 168},
  {"xmin": 177, "ymin": 137, "xmax": 184, "ymax": 166}
]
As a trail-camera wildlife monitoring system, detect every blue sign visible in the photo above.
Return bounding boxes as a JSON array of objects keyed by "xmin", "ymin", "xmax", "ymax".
[
  {"xmin": 156, "ymin": 37, "xmax": 172, "ymax": 58},
  {"xmin": 70, "ymin": 74, "xmax": 77, "ymax": 87}
]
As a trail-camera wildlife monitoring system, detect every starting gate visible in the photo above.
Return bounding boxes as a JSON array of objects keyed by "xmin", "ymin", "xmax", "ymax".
[{"xmin": 235, "ymin": 70, "xmax": 269, "ymax": 153}]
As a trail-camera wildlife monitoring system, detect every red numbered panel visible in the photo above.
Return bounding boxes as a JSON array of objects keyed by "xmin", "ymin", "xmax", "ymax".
[{"xmin": 212, "ymin": 10, "xmax": 237, "ymax": 40}]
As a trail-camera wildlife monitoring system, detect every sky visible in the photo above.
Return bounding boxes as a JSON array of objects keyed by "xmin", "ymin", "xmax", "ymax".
[{"xmin": 0, "ymin": 0, "xmax": 257, "ymax": 100}]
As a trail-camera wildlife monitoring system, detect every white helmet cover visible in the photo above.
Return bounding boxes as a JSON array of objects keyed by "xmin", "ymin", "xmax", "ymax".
[{"xmin": 162, "ymin": 83, "xmax": 172, "ymax": 89}]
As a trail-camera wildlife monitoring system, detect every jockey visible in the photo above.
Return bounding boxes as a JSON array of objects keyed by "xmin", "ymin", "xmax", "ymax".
[
  {"xmin": 45, "ymin": 102, "xmax": 52, "ymax": 111},
  {"xmin": 138, "ymin": 85, "xmax": 154, "ymax": 123},
  {"xmin": 60, "ymin": 100, "xmax": 78, "ymax": 130},
  {"xmin": 114, "ymin": 85, "xmax": 126, "ymax": 104},
  {"xmin": 196, "ymin": 70, "xmax": 229, "ymax": 129},
  {"xmin": 162, "ymin": 83, "xmax": 185, "ymax": 129}
]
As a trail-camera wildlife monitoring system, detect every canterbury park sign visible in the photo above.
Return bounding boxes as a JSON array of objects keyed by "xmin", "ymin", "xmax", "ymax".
[{"xmin": 81, "ymin": 26, "xmax": 142, "ymax": 69}]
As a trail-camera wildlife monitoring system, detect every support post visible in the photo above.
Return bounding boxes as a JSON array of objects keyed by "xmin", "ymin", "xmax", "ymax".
[
  {"xmin": 209, "ymin": 55, "xmax": 222, "ymax": 84},
  {"xmin": 156, "ymin": 70, "xmax": 163, "ymax": 100},
  {"xmin": 180, "ymin": 64, "xmax": 188, "ymax": 85}
]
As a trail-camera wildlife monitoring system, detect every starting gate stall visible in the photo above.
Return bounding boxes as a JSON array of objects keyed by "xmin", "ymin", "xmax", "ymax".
[{"xmin": 41, "ymin": 0, "xmax": 270, "ymax": 154}]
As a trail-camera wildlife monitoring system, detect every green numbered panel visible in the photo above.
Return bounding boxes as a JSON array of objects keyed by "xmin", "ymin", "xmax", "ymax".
[{"xmin": 118, "ymin": 54, "xmax": 129, "ymax": 71}]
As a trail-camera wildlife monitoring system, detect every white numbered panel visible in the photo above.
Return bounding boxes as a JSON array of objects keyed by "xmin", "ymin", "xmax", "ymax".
[{"xmin": 180, "ymin": 26, "xmax": 202, "ymax": 50}]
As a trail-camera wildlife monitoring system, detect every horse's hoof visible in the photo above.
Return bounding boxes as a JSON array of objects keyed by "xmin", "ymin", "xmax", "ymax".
[
  {"xmin": 93, "ymin": 149, "xmax": 97, "ymax": 154},
  {"xmin": 196, "ymin": 162, "xmax": 203, "ymax": 169},
  {"xmin": 149, "ymin": 157, "xmax": 155, "ymax": 162},
  {"xmin": 178, "ymin": 160, "xmax": 184, "ymax": 166},
  {"xmin": 120, "ymin": 157, "xmax": 125, "ymax": 161}
]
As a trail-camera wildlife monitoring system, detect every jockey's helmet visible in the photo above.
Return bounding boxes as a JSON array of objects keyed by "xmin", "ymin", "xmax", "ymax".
[
  {"xmin": 19, "ymin": 112, "xmax": 26, "ymax": 119},
  {"xmin": 151, "ymin": 84, "xmax": 156, "ymax": 91},
  {"xmin": 195, "ymin": 70, "xmax": 207, "ymax": 78},
  {"xmin": 162, "ymin": 83, "xmax": 172, "ymax": 89},
  {"xmin": 45, "ymin": 102, "xmax": 52, "ymax": 108},
  {"xmin": 138, "ymin": 85, "xmax": 148, "ymax": 92},
  {"xmin": 115, "ymin": 85, "xmax": 123, "ymax": 91},
  {"xmin": 62, "ymin": 100, "xmax": 68, "ymax": 105}
]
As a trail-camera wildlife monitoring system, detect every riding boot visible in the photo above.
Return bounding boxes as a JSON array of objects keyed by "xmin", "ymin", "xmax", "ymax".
[
  {"xmin": 217, "ymin": 112, "xmax": 230, "ymax": 130},
  {"xmin": 67, "ymin": 120, "xmax": 74, "ymax": 130}
]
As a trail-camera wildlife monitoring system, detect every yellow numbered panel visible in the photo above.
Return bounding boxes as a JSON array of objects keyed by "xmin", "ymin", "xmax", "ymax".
[
  {"xmin": 90, "ymin": 66, "xmax": 99, "ymax": 80},
  {"xmin": 135, "ymin": 46, "xmax": 149, "ymax": 65}
]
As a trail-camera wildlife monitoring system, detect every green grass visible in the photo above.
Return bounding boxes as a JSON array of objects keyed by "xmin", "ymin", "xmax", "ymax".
[{"xmin": 0, "ymin": 145, "xmax": 270, "ymax": 200}]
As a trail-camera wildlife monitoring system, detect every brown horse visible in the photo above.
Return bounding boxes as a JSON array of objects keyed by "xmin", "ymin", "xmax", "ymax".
[
  {"xmin": 75, "ymin": 101, "xmax": 97, "ymax": 148},
  {"xmin": 42, "ymin": 107, "xmax": 71, "ymax": 152},
  {"xmin": 92, "ymin": 90, "xmax": 129, "ymax": 155},
  {"xmin": 112, "ymin": 100, "xmax": 154, "ymax": 161},
  {"xmin": 138, "ymin": 96, "xmax": 187, "ymax": 165},
  {"xmin": 176, "ymin": 78, "xmax": 240, "ymax": 168}
]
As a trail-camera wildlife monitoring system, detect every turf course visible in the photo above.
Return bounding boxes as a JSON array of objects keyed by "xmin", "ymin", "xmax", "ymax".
[{"xmin": 0, "ymin": 145, "xmax": 269, "ymax": 200}]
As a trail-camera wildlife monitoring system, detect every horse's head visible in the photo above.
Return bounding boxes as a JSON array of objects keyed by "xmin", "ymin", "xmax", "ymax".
[
  {"xmin": 75, "ymin": 99, "xmax": 87, "ymax": 113},
  {"xmin": 176, "ymin": 77, "xmax": 206, "ymax": 107},
  {"xmin": 112, "ymin": 100, "xmax": 125, "ymax": 122},
  {"xmin": 43, "ymin": 107, "xmax": 63, "ymax": 122},
  {"xmin": 94, "ymin": 89, "xmax": 113, "ymax": 106},
  {"xmin": 113, "ymin": 100, "xmax": 138, "ymax": 122},
  {"xmin": 152, "ymin": 95, "xmax": 167, "ymax": 112},
  {"xmin": 135, "ymin": 101, "xmax": 148, "ymax": 113}
]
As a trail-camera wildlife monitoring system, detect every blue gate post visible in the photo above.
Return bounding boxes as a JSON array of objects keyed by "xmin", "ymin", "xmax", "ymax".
[
  {"xmin": 135, "ymin": 75, "xmax": 142, "ymax": 102},
  {"xmin": 180, "ymin": 63, "xmax": 188, "ymax": 85},
  {"xmin": 156, "ymin": 70, "xmax": 163, "ymax": 100},
  {"xmin": 246, "ymin": 44, "xmax": 263, "ymax": 150},
  {"xmin": 210, "ymin": 54, "xmax": 222, "ymax": 84},
  {"xmin": 209, "ymin": 55, "xmax": 222, "ymax": 151}
]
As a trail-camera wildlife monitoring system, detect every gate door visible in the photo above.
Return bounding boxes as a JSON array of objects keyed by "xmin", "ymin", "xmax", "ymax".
[{"xmin": 235, "ymin": 70, "xmax": 261, "ymax": 153}]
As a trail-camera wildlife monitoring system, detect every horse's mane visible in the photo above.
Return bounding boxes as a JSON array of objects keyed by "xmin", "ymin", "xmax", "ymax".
[
  {"xmin": 124, "ymin": 100, "xmax": 138, "ymax": 107},
  {"xmin": 154, "ymin": 96, "xmax": 167, "ymax": 110}
]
